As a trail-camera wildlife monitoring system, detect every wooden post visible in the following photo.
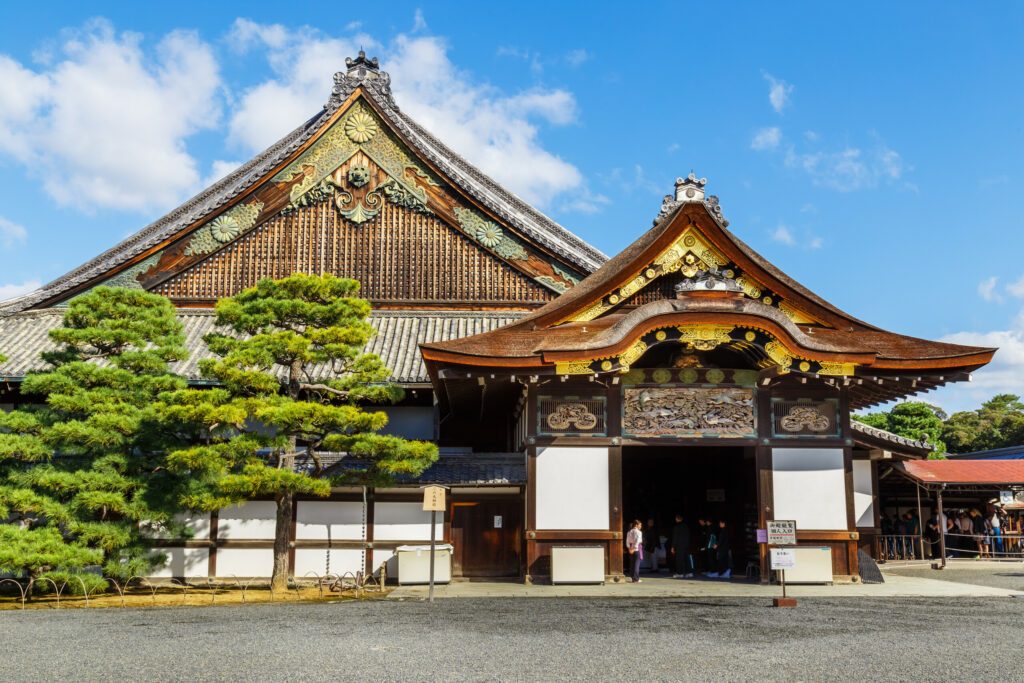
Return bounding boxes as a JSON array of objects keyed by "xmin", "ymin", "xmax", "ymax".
[
  {"xmin": 428, "ymin": 509, "xmax": 437, "ymax": 603},
  {"xmin": 936, "ymin": 487, "xmax": 946, "ymax": 569},
  {"xmin": 915, "ymin": 482, "xmax": 925, "ymax": 560}
]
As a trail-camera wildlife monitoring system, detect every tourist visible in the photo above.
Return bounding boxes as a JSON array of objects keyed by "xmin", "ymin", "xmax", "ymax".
[
  {"xmin": 645, "ymin": 517, "xmax": 659, "ymax": 573},
  {"xmin": 626, "ymin": 519, "xmax": 643, "ymax": 583},
  {"xmin": 702, "ymin": 519, "xmax": 718, "ymax": 576},
  {"xmin": 969, "ymin": 509, "xmax": 987, "ymax": 558},
  {"xmin": 694, "ymin": 519, "xmax": 708, "ymax": 573},
  {"xmin": 925, "ymin": 513, "xmax": 941, "ymax": 559},
  {"xmin": 707, "ymin": 520, "xmax": 731, "ymax": 579},
  {"xmin": 990, "ymin": 506, "xmax": 1004, "ymax": 556},
  {"xmin": 670, "ymin": 514, "xmax": 693, "ymax": 578}
]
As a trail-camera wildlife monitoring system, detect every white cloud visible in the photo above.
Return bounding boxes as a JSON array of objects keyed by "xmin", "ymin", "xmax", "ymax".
[
  {"xmin": 808, "ymin": 236, "xmax": 823, "ymax": 250},
  {"xmin": 978, "ymin": 276, "xmax": 1001, "ymax": 302},
  {"xmin": 931, "ymin": 326, "xmax": 1024, "ymax": 413},
  {"xmin": 771, "ymin": 224, "xmax": 796, "ymax": 245},
  {"xmin": 763, "ymin": 72, "xmax": 793, "ymax": 113},
  {"xmin": 666, "ymin": 142, "xmax": 680, "ymax": 154},
  {"xmin": 565, "ymin": 49, "xmax": 590, "ymax": 67},
  {"xmin": 411, "ymin": 9, "xmax": 428, "ymax": 33},
  {"xmin": 201, "ymin": 159, "xmax": 244, "ymax": 189},
  {"xmin": 229, "ymin": 22, "xmax": 585, "ymax": 209},
  {"xmin": 784, "ymin": 141, "xmax": 908, "ymax": 192},
  {"xmin": 1006, "ymin": 275, "xmax": 1024, "ymax": 300},
  {"xmin": 0, "ymin": 217, "xmax": 27, "ymax": 249},
  {"xmin": 750, "ymin": 126, "xmax": 781, "ymax": 151},
  {"xmin": 0, "ymin": 279, "xmax": 40, "ymax": 301},
  {"xmin": 0, "ymin": 20, "xmax": 222, "ymax": 212}
]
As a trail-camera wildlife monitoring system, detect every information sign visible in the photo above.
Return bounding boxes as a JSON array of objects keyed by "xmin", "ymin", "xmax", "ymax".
[
  {"xmin": 422, "ymin": 485, "xmax": 446, "ymax": 512},
  {"xmin": 770, "ymin": 547, "xmax": 796, "ymax": 570},
  {"xmin": 1000, "ymin": 490, "xmax": 1014, "ymax": 506},
  {"xmin": 767, "ymin": 520, "xmax": 797, "ymax": 546}
]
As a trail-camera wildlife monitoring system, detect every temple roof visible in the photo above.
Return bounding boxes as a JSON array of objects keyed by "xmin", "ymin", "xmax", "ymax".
[
  {"xmin": 421, "ymin": 181, "xmax": 995, "ymax": 407},
  {"xmin": 0, "ymin": 309, "xmax": 524, "ymax": 386},
  {"xmin": 0, "ymin": 52, "xmax": 605, "ymax": 316}
]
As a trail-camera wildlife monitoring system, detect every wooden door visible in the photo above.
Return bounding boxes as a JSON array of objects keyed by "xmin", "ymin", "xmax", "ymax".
[{"xmin": 451, "ymin": 498, "xmax": 522, "ymax": 578}]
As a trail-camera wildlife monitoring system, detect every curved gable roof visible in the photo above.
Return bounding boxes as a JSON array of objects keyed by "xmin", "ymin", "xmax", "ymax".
[{"xmin": 0, "ymin": 54, "xmax": 606, "ymax": 316}]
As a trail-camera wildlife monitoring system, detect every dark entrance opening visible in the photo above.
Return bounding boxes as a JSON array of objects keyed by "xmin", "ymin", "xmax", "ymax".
[{"xmin": 622, "ymin": 446, "xmax": 758, "ymax": 575}]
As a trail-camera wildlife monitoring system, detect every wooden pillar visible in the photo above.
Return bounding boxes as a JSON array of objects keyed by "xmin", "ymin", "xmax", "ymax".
[
  {"xmin": 365, "ymin": 487, "xmax": 375, "ymax": 577},
  {"xmin": 524, "ymin": 384, "xmax": 538, "ymax": 583},
  {"xmin": 607, "ymin": 381, "xmax": 624, "ymax": 581},
  {"xmin": 207, "ymin": 510, "xmax": 219, "ymax": 578},
  {"xmin": 755, "ymin": 382, "xmax": 774, "ymax": 583},
  {"xmin": 840, "ymin": 386, "xmax": 860, "ymax": 578}
]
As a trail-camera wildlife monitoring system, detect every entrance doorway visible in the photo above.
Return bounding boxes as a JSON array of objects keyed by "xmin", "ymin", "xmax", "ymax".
[
  {"xmin": 450, "ymin": 497, "xmax": 523, "ymax": 578},
  {"xmin": 622, "ymin": 446, "xmax": 758, "ymax": 574}
]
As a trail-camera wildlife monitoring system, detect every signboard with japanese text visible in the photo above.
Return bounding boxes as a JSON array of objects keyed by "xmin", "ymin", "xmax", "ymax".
[
  {"xmin": 767, "ymin": 520, "xmax": 797, "ymax": 546},
  {"xmin": 770, "ymin": 547, "xmax": 796, "ymax": 570},
  {"xmin": 422, "ymin": 485, "xmax": 446, "ymax": 512}
]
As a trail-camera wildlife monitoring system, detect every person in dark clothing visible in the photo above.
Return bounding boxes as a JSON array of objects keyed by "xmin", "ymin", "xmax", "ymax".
[
  {"xmin": 669, "ymin": 514, "xmax": 693, "ymax": 578},
  {"xmin": 709, "ymin": 519, "xmax": 731, "ymax": 579},
  {"xmin": 644, "ymin": 517, "xmax": 659, "ymax": 573},
  {"xmin": 925, "ymin": 515, "xmax": 941, "ymax": 559},
  {"xmin": 693, "ymin": 519, "xmax": 708, "ymax": 573}
]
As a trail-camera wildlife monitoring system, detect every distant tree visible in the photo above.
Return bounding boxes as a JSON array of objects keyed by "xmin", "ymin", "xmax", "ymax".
[
  {"xmin": 160, "ymin": 274, "xmax": 437, "ymax": 592},
  {"xmin": 0, "ymin": 287, "xmax": 187, "ymax": 579},
  {"xmin": 854, "ymin": 401, "xmax": 948, "ymax": 457},
  {"xmin": 942, "ymin": 394, "xmax": 1024, "ymax": 453}
]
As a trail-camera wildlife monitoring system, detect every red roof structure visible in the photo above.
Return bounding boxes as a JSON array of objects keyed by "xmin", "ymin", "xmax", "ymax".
[{"xmin": 895, "ymin": 459, "xmax": 1024, "ymax": 487}]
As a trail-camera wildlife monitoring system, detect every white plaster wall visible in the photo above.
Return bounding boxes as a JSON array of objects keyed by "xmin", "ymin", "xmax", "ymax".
[
  {"xmin": 853, "ymin": 460, "xmax": 875, "ymax": 528},
  {"xmin": 535, "ymin": 446, "xmax": 609, "ymax": 530},
  {"xmin": 149, "ymin": 548, "xmax": 209, "ymax": 578},
  {"xmin": 772, "ymin": 448, "xmax": 848, "ymax": 531},
  {"xmin": 373, "ymin": 502, "xmax": 442, "ymax": 541},
  {"xmin": 215, "ymin": 548, "xmax": 275, "ymax": 577},
  {"xmin": 295, "ymin": 501, "xmax": 365, "ymax": 540},
  {"xmin": 141, "ymin": 512, "xmax": 211, "ymax": 540},
  {"xmin": 294, "ymin": 548, "xmax": 365, "ymax": 578},
  {"xmin": 217, "ymin": 502, "xmax": 277, "ymax": 539}
]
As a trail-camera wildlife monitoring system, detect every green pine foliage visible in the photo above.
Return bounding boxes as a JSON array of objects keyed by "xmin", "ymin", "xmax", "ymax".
[
  {"xmin": 159, "ymin": 274, "xmax": 437, "ymax": 591},
  {"xmin": 0, "ymin": 526, "xmax": 103, "ymax": 581},
  {"xmin": 0, "ymin": 287, "xmax": 187, "ymax": 579}
]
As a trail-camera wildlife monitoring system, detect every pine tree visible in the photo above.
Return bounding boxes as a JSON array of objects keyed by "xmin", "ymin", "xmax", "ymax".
[
  {"xmin": 160, "ymin": 274, "xmax": 437, "ymax": 592},
  {"xmin": 0, "ymin": 287, "xmax": 188, "ymax": 580}
]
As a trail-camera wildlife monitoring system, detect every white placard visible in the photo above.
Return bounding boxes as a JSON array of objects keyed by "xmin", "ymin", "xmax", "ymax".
[
  {"xmin": 1000, "ymin": 490, "xmax": 1014, "ymax": 506},
  {"xmin": 770, "ymin": 547, "xmax": 796, "ymax": 570},
  {"xmin": 494, "ymin": 515, "xmax": 503, "ymax": 529},
  {"xmin": 767, "ymin": 520, "xmax": 797, "ymax": 546}
]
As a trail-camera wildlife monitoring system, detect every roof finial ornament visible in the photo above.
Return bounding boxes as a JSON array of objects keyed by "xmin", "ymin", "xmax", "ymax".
[
  {"xmin": 653, "ymin": 171, "xmax": 729, "ymax": 228},
  {"xmin": 329, "ymin": 52, "xmax": 397, "ymax": 111}
]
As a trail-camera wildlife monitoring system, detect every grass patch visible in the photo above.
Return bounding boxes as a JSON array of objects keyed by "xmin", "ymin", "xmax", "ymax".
[{"xmin": 0, "ymin": 583, "xmax": 390, "ymax": 610}]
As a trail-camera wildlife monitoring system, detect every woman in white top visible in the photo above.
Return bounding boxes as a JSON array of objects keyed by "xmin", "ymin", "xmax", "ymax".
[{"xmin": 626, "ymin": 519, "xmax": 644, "ymax": 583}]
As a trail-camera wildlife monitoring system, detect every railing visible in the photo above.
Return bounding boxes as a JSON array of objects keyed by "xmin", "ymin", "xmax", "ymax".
[
  {"xmin": 943, "ymin": 531, "xmax": 1024, "ymax": 559},
  {"xmin": 878, "ymin": 534, "xmax": 925, "ymax": 561}
]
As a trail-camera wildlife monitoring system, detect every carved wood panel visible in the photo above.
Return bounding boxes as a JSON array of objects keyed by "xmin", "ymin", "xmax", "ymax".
[
  {"xmin": 622, "ymin": 387, "xmax": 757, "ymax": 438},
  {"xmin": 152, "ymin": 201, "xmax": 554, "ymax": 305}
]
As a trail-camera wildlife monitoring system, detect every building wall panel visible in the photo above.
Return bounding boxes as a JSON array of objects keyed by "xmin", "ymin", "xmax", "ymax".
[
  {"xmin": 535, "ymin": 446, "xmax": 609, "ymax": 530},
  {"xmin": 215, "ymin": 548, "xmax": 275, "ymax": 577},
  {"xmin": 373, "ymin": 502, "xmax": 442, "ymax": 541},
  {"xmin": 295, "ymin": 501, "xmax": 365, "ymax": 540},
  {"xmin": 852, "ymin": 459, "xmax": 875, "ymax": 528},
  {"xmin": 771, "ymin": 448, "xmax": 848, "ymax": 531},
  {"xmin": 150, "ymin": 548, "xmax": 210, "ymax": 578},
  {"xmin": 294, "ymin": 548, "xmax": 365, "ymax": 578},
  {"xmin": 218, "ymin": 502, "xmax": 277, "ymax": 539}
]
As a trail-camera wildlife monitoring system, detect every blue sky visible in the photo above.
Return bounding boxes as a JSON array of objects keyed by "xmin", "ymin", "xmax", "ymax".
[{"xmin": 0, "ymin": 2, "xmax": 1022, "ymax": 412}]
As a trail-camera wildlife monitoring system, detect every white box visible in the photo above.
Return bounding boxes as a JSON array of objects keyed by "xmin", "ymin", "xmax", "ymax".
[
  {"xmin": 551, "ymin": 545, "xmax": 605, "ymax": 584},
  {"xmin": 779, "ymin": 546, "xmax": 833, "ymax": 584},
  {"xmin": 396, "ymin": 544, "xmax": 453, "ymax": 585}
]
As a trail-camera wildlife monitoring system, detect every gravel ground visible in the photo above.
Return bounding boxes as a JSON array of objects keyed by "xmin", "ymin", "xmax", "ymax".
[
  {"xmin": 884, "ymin": 563, "xmax": 1024, "ymax": 592},
  {"xmin": 2, "ymin": 597, "xmax": 1022, "ymax": 682}
]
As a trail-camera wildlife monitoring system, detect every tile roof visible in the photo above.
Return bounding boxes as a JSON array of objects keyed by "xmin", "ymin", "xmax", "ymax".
[
  {"xmin": 0, "ymin": 309, "xmax": 524, "ymax": 385},
  {"xmin": 895, "ymin": 459, "xmax": 1024, "ymax": 486},
  {"xmin": 298, "ymin": 451, "xmax": 525, "ymax": 486},
  {"xmin": 851, "ymin": 421, "xmax": 932, "ymax": 453}
]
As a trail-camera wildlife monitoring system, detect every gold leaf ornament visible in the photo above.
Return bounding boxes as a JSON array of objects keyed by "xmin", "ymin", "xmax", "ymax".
[{"xmin": 344, "ymin": 112, "xmax": 379, "ymax": 143}]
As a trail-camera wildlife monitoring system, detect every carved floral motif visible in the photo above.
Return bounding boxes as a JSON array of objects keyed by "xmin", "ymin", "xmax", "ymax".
[
  {"xmin": 184, "ymin": 201, "xmax": 264, "ymax": 257},
  {"xmin": 344, "ymin": 112, "xmax": 378, "ymax": 143},
  {"xmin": 546, "ymin": 403, "xmax": 598, "ymax": 431},
  {"xmin": 780, "ymin": 405, "xmax": 832, "ymax": 433}
]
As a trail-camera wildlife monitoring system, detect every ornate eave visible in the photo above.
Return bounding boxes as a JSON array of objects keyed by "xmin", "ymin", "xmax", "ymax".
[{"xmin": 0, "ymin": 53, "xmax": 606, "ymax": 315}]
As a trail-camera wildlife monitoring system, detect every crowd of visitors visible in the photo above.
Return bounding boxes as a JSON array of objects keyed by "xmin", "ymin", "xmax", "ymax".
[
  {"xmin": 625, "ymin": 515, "xmax": 733, "ymax": 582},
  {"xmin": 881, "ymin": 503, "xmax": 1024, "ymax": 560}
]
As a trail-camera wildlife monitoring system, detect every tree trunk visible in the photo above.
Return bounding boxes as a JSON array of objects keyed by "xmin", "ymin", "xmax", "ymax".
[{"xmin": 271, "ymin": 491, "xmax": 293, "ymax": 593}]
